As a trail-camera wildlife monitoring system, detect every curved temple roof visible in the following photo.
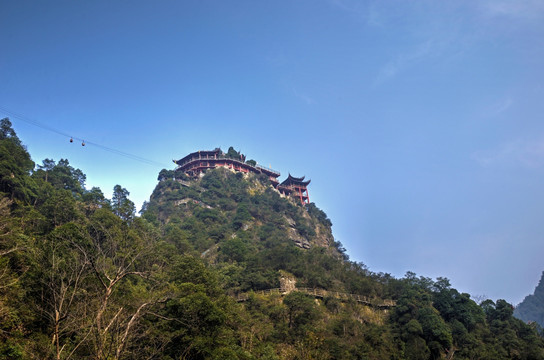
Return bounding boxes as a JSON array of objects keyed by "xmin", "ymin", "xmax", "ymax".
[{"xmin": 281, "ymin": 173, "xmax": 311, "ymax": 186}]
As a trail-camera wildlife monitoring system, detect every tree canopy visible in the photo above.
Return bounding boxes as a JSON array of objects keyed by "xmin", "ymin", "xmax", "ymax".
[{"xmin": 0, "ymin": 119, "xmax": 542, "ymax": 359}]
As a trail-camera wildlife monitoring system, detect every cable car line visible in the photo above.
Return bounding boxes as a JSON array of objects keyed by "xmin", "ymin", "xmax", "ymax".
[{"xmin": 0, "ymin": 105, "xmax": 170, "ymax": 168}]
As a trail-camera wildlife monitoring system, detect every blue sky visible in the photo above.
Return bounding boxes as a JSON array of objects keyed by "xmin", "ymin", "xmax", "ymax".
[{"xmin": 2, "ymin": 0, "xmax": 544, "ymax": 305}]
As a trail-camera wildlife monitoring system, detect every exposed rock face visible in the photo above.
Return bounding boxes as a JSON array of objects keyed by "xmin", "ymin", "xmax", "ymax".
[
  {"xmin": 284, "ymin": 216, "xmax": 296, "ymax": 228},
  {"xmin": 314, "ymin": 223, "xmax": 334, "ymax": 248},
  {"xmin": 284, "ymin": 216, "xmax": 311, "ymax": 249},
  {"xmin": 279, "ymin": 272, "xmax": 297, "ymax": 293},
  {"xmin": 283, "ymin": 213, "xmax": 334, "ymax": 250}
]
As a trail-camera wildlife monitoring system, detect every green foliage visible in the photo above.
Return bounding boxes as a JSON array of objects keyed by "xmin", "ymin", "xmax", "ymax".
[
  {"xmin": 82, "ymin": 186, "xmax": 111, "ymax": 212},
  {"xmin": 306, "ymin": 202, "xmax": 332, "ymax": 227},
  {"xmin": 220, "ymin": 238, "xmax": 250, "ymax": 263},
  {"xmin": 112, "ymin": 184, "xmax": 136, "ymax": 221},
  {"xmin": 226, "ymin": 146, "xmax": 242, "ymax": 159},
  {"xmin": 0, "ymin": 118, "xmax": 36, "ymax": 202},
  {"xmin": 283, "ymin": 292, "xmax": 320, "ymax": 337},
  {"xmin": 34, "ymin": 158, "xmax": 86, "ymax": 194},
  {"xmin": 157, "ymin": 168, "xmax": 175, "ymax": 181},
  {"xmin": 232, "ymin": 203, "xmax": 252, "ymax": 230},
  {"xmin": 1, "ymin": 131, "xmax": 543, "ymax": 359},
  {"xmin": 515, "ymin": 271, "xmax": 544, "ymax": 328},
  {"xmin": 39, "ymin": 188, "xmax": 81, "ymax": 229}
]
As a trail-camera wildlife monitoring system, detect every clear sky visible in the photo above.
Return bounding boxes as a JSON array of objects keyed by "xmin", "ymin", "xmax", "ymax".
[{"xmin": 2, "ymin": 0, "xmax": 544, "ymax": 305}]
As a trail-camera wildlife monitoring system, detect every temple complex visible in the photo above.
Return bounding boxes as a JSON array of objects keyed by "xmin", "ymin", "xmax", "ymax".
[{"xmin": 174, "ymin": 148, "xmax": 310, "ymax": 205}]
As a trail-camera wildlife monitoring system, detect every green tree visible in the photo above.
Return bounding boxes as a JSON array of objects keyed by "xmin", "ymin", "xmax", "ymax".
[
  {"xmin": 0, "ymin": 197, "xmax": 27, "ymax": 359},
  {"xmin": 39, "ymin": 189, "xmax": 81, "ymax": 229},
  {"xmin": 232, "ymin": 203, "xmax": 252, "ymax": 230},
  {"xmin": 34, "ymin": 158, "xmax": 86, "ymax": 194},
  {"xmin": 156, "ymin": 256, "xmax": 241, "ymax": 359},
  {"xmin": 82, "ymin": 186, "xmax": 111, "ymax": 213},
  {"xmin": 37, "ymin": 222, "xmax": 91, "ymax": 360},
  {"xmin": 86, "ymin": 210, "xmax": 164, "ymax": 359},
  {"xmin": 112, "ymin": 185, "xmax": 135, "ymax": 221},
  {"xmin": 226, "ymin": 146, "xmax": 241, "ymax": 159},
  {"xmin": 157, "ymin": 169, "xmax": 175, "ymax": 181},
  {"xmin": 0, "ymin": 118, "xmax": 36, "ymax": 202},
  {"xmin": 283, "ymin": 292, "xmax": 320, "ymax": 338}
]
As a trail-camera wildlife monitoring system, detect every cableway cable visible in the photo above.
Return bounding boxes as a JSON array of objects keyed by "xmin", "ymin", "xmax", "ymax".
[{"xmin": 0, "ymin": 105, "xmax": 171, "ymax": 168}]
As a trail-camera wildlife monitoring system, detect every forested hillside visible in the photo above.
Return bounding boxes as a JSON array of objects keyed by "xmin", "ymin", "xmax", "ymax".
[
  {"xmin": 1, "ymin": 117, "xmax": 543, "ymax": 359},
  {"xmin": 515, "ymin": 272, "xmax": 544, "ymax": 329}
]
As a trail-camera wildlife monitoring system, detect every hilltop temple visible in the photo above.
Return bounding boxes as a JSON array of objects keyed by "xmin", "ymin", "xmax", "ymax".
[
  {"xmin": 278, "ymin": 174, "xmax": 311, "ymax": 205},
  {"xmin": 174, "ymin": 148, "xmax": 310, "ymax": 205}
]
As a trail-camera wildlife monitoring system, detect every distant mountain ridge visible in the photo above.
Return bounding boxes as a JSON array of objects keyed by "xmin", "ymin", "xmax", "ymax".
[{"xmin": 515, "ymin": 271, "xmax": 544, "ymax": 328}]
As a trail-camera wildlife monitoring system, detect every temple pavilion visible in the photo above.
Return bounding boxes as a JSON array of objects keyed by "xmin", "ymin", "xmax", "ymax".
[
  {"xmin": 174, "ymin": 148, "xmax": 310, "ymax": 205},
  {"xmin": 277, "ymin": 174, "xmax": 311, "ymax": 205}
]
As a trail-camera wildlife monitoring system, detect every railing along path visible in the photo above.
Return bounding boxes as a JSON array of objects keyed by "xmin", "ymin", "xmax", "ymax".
[{"xmin": 234, "ymin": 288, "xmax": 396, "ymax": 308}]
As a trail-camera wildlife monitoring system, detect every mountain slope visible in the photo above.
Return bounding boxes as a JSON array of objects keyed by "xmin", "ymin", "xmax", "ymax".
[
  {"xmin": 515, "ymin": 271, "xmax": 544, "ymax": 329},
  {"xmin": 1, "ymin": 119, "xmax": 544, "ymax": 359},
  {"xmin": 143, "ymin": 166, "xmax": 354, "ymax": 294},
  {"xmin": 142, "ymin": 150, "xmax": 544, "ymax": 359}
]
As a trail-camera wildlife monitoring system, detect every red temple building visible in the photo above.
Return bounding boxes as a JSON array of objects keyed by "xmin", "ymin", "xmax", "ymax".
[
  {"xmin": 174, "ymin": 148, "xmax": 281, "ymax": 186},
  {"xmin": 277, "ymin": 174, "xmax": 311, "ymax": 205},
  {"xmin": 174, "ymin": 148, "xmax": 310, "ymax": 205}
]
